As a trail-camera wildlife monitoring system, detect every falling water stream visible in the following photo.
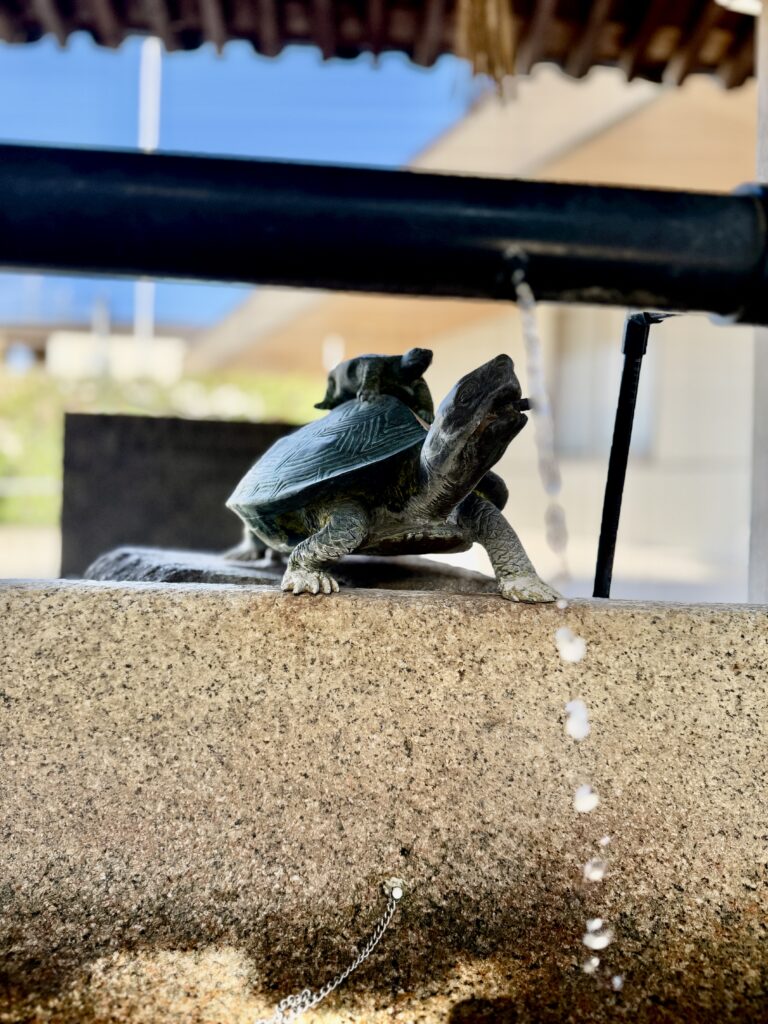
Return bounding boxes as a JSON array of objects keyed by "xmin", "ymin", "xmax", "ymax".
[
  {"xmin": 557, "ymin": 607, "xmax": 622, "ymax": 990},
  {"xmin": 513, "ymin": 263, "xmax": 624, "ymax": 991},
  {"xmin": 512, "ymin": 269, "xmax": 571, "ymax": 584}
]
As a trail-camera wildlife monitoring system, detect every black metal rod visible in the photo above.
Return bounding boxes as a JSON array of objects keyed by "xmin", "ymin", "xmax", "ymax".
[
  {"xmin": 593, "ymin": 313, "xmax": 663, "ymax": 599},
  {"xmin": 1, "ymin": 144, "xmax": 768, "ymax": 322}
]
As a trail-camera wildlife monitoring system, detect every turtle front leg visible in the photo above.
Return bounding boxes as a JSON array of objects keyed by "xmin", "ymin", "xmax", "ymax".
[
  {"xmin": 356, "ymin": 362, "xmax": 383, "ymax": 404},
  {"xmin": 282, "ymin": 502, "xmax": 369, "ymax": 596},
  {"xmin": 458, "ymin": 494, "xmax": 560, "ymax": 603}
]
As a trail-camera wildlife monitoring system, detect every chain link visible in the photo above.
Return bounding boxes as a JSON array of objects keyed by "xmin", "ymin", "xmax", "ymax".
[{"xmin": 254, "ymin": 879, "xmax": 404, "ymax": 1024}]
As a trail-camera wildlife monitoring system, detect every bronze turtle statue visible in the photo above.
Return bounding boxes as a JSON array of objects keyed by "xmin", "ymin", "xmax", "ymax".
[{"xmin": 227, "ymin": 354, "xmax": 558, "ymax": 602}]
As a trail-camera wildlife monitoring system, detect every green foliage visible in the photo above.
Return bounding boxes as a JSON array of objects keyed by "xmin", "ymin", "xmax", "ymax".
[
  {"xmin": 0, "ymin": 371, "xmax": 63, "ymax": 525},
  {"xmin": 0, "ymin": 368, "xmax": 323, "ymax": 526}
]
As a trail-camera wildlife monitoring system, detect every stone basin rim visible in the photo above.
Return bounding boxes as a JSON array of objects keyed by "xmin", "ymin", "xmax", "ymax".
[{"xmin": 2, "ymin": 576, "xmax": 768, "ymax": 614}]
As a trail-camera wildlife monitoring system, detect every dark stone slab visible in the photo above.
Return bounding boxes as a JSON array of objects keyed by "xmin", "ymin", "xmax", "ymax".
[
  {"xmin": 85, "ymin": 545, "xmax": 499, "ymax": 594},
  {"xmin": 61, "ymin": 414, "xmax": 294, "ymax": 577}
]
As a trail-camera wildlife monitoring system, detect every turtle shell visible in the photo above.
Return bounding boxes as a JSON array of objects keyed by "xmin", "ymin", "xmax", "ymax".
[{"xmin": 227, "ymin": 395, "xmax": 427, "ymax": 513}]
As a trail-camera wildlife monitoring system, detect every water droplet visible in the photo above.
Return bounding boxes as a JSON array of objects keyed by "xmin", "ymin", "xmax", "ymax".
[
  {"xmin": 611, "ymin": 974, "xmax": 624, "ymax": 991},
  {"xmin": 586, "ymin": 917, "xmax": 603, "ymax": 932},
  {"xmin": 565, "ymin": 699, "xmax": 590, "ymax": 741},
  {"xmin": 583, "ymin": 858, "xmax": 608, "ymax": 882},
  {"xmin": 598, "ymin": 835, "xmax": 612, "ymax": 847},
  {"xmin": 556, "ymin": 627, "xmax": 587, "ymax": 664},
  {"xmin": 582, "ymin": 956, "xmax": 600, "ymax": 974},
  {"xmin": 574, "ymin": 785, "xmax": 600, "ymax": 813},
  {"xmin": 556, "ymin": 598, "xmax": 569, "ymax": 611},
  {"xmin": 582, "ymin": 926, "xmax": 614, "ymax": 951}
]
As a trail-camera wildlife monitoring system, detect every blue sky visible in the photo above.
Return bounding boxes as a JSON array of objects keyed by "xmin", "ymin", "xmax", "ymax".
[{"xmin": 0, "ymin": 35, "xmax": 481, "ymax": 328}]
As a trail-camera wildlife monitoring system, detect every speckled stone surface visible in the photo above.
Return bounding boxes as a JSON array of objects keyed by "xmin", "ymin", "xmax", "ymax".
[{"xmin": 1, "ymin": 580, "xmax": 766, "ymax": 1023}]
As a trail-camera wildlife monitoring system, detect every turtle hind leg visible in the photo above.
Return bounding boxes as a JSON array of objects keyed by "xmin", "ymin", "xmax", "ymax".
[
  {"xmin": 223, "ymin": 526, "xmax": 268, "ymax": 562},
  {"xmin": 458, "ymin": 493, "xmax": 560, "ymax": 603},
  {"xmin": 224, "ymin": 528, "xmax": 285, "ymax": 566},
  {"xmin": 281, "ymin": 502, "xmax": 368, "ymax": 596}
]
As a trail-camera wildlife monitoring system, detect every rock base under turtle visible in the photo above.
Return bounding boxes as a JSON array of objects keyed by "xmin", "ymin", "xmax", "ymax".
[{"xmin": 84, "ymin": 546, "xmax": 499, "ymax": 595}]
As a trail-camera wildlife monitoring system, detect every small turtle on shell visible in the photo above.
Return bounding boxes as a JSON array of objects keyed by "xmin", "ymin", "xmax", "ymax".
[
  {"xmin": 315, "ymin": 348, "xmax": 434, "ymax": 423},
  {"xmin": 226, "ymin": 354, "xmax": 558, "ymax": 602}
]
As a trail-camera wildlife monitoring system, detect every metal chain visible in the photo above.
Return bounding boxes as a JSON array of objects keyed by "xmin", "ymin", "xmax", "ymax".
[{"xmin": 254, "ymin": 879, "xmax": 405, "ymax": 1024}]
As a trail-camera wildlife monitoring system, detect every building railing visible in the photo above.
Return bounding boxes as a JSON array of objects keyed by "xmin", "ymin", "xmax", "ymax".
[{"xmin": 1, "ymin": 143, "xmax": 768, "ymax": 324}]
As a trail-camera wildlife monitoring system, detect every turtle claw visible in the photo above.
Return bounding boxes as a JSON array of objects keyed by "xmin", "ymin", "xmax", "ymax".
[
  {"xmin": 319, "ymin": 574, "xmax": 339, "ymax": 595},
  {"xmin": 498, "ymin": 574, "xmax": 560, "ymax": 604},
  {"xmin": 281, "ymin": 566, "xmax": 340, "ymax": 596}
]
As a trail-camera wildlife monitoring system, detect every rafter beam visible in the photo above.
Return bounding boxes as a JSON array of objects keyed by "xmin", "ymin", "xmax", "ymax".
[
  {"xmin": 367, "ymin": 0, "xmax": 385, "ymax": 56},
  {"xmin": 143, "ymin": 0, "xmax": 177, "ymax": 50},
  {"xmin": 90, "ymin": 0, "xmax": 122, "ymax": 47},
  {"xmin": 664, "ymin": 0, "xmax": 723, "ymax": 87},
  {"xmin": 32, "ymin": 0, "xmax": 67, "ymax": 46},
  {"xmin": 413, "ymin": 0, "xmax": 444, "ymax": 66},
  {"xmin": 257, "ymin": 0, "xmax": 281, "ymax": 57},
  {"xmin": 564, "ymin": 0, "xmax": 612, "ymax": 79},
  {"xmin": 719, "ymin": 21, "xmax": 755, "ymax": 88},
  {"xmin": 516, "ymin": 0, "xmax": 558, "ymax": 75},
  {"xmin": 200, "ymin": 0, "xmax": 227, "ymax": 52},
  {"xmin": 312, "ymin": 0, "xmax": 335, "ymax": 60},
  {"xmin": 619, "ymin": 0, "xmax": 668, "ymax": 81},
  {"xmin": 230, "ymin": 0, "xmax": 258, "ymax": 35},
  {"xmin": 0, "ymin": 8, "xmax": 18, "ymax": 41}
]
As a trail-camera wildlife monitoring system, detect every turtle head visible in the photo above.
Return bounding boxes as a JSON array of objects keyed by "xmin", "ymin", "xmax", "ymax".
[
  {"xmin": 400, "ymin": 347, "xmax": 433, "ymax": 380},
  {"xmin": 420, "ymin": 355, "xmax": 527, "ymax": 507}
]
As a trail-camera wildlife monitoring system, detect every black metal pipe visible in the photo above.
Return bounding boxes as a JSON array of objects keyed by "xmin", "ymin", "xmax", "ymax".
[
  {"xmin": 593, "ymin": 312, "xmax": 664, "ymax": 599},
  {"xmin": 1, "ymin": 143, "xmax": 768, "ymax": 322}
]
